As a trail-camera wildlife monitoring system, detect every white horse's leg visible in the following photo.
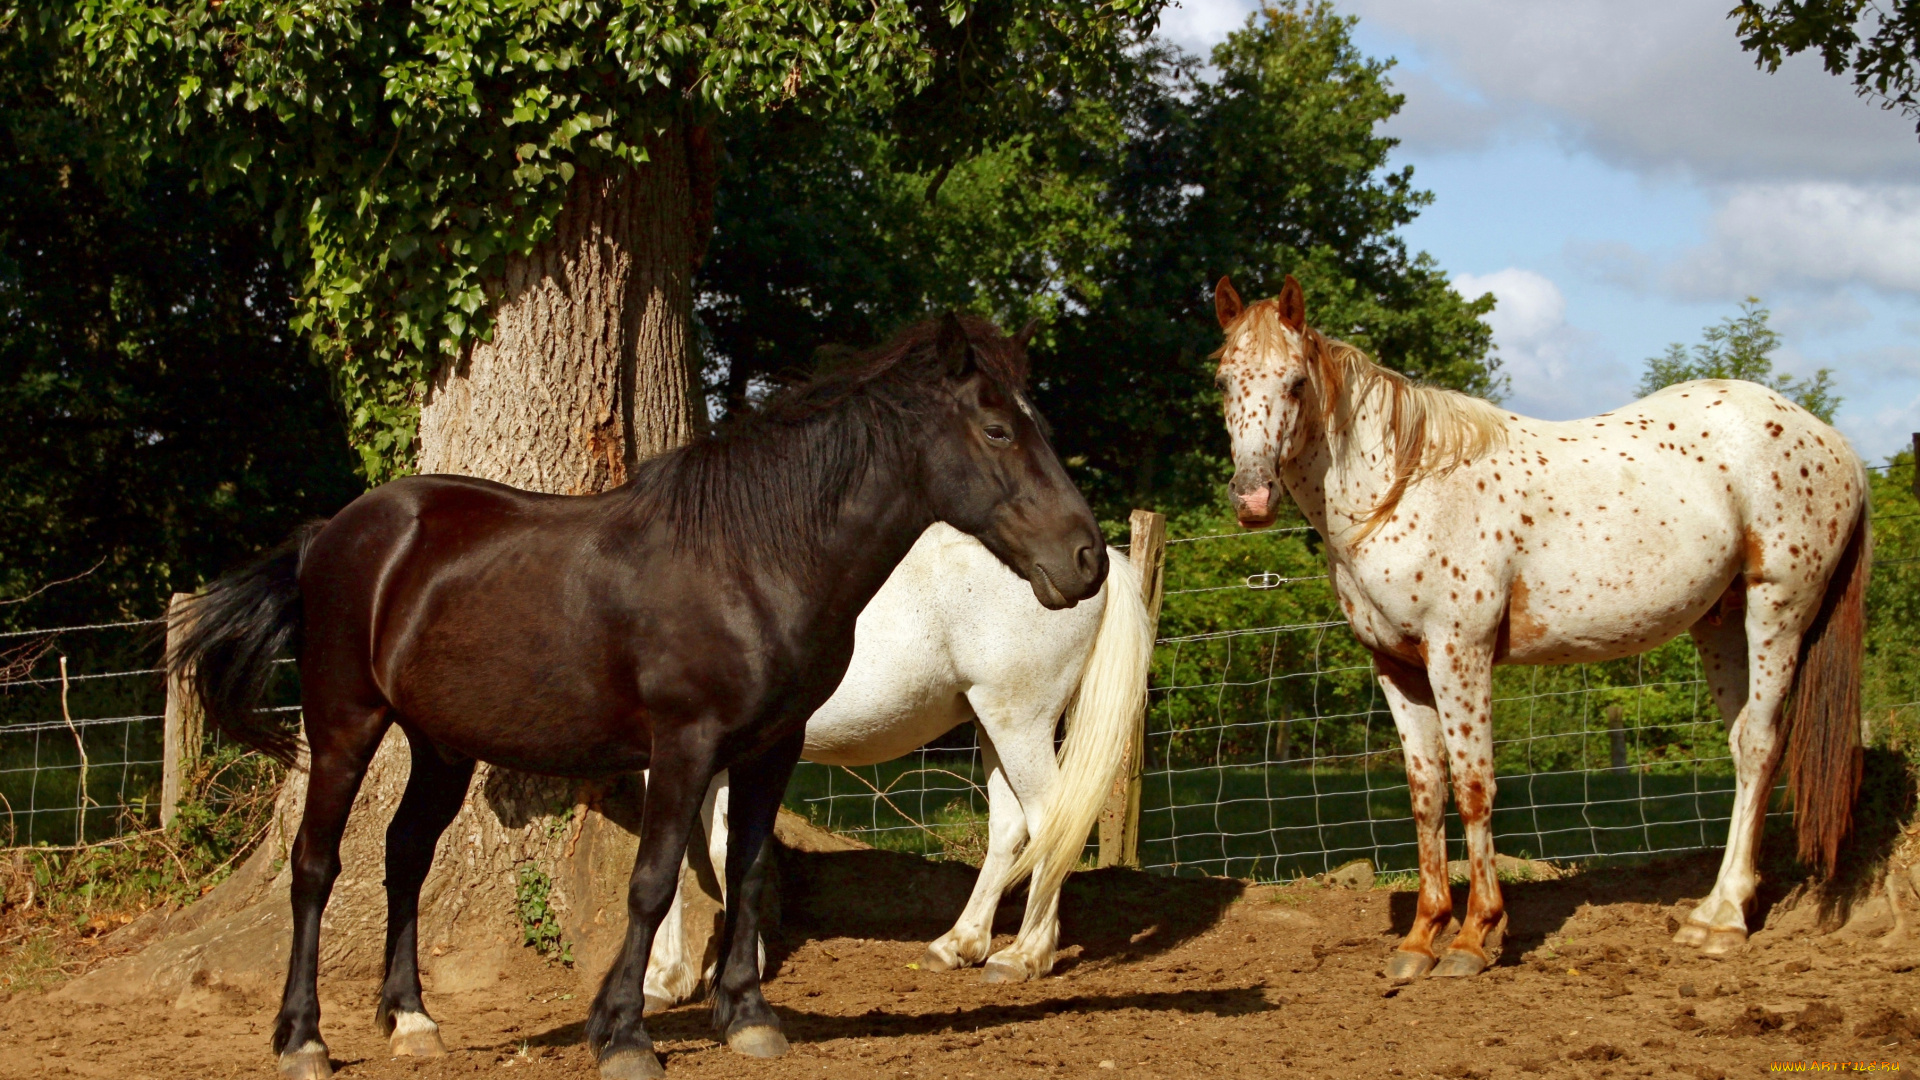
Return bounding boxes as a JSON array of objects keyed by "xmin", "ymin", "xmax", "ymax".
[
  {"xmin": 1376, "ymin": 653, "xmax": 1452, "ymax": 982},
  {"xmin": 978, "ymin": 715, "xmax": 1067, "ymax": 983},
  {"xmin": 1677, "ymin": 591, "xmax": 1798, "ymax": 954},
  {"xmin": 642, "ymin": 772, "xmax": 727, "ymax": 1012},
  {"xmin": 922, "ymin": 735, "xmax": 1022, "ymax": 972},
  {"xmin": 1425, "ymin": 643, "xmax": 1504, "ymax": 978}
]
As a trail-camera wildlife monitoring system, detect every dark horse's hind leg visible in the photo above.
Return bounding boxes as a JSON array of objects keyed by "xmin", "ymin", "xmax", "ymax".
[
  {"xmin": 376, "ymin": 730, "xmax": 475, "ymax": 1057},
  {"xmin": 274, "ymin": 706, "xmax": 391, "ymax": 1080},
  {"xmin": 711, "ymin": 728, "xmax": 806, "ymax": 1058},
  {"xmin": 588, "ymin": 732, "xmax": 720, "ymax": 1080}
]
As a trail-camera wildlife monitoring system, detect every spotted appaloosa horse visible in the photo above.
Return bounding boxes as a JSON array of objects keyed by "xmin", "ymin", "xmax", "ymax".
[{"xmin": 1212, "ymin": 274, "xmax": 1869, "ymax": 981}]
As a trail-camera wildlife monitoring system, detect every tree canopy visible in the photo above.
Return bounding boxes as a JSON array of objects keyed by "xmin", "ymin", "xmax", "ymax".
[
  {"xmin": 59, "ymin": 0, "xmax": 1159, "ymax": 478},
  {"xmin": 1733, "ymin": 1, "xmax": 1920, "ymax": 136},
  {"xmin": 699, "ymin": 2, "xmax": 1500, "ymax": 519},
  {"xmin": 1637, "ymin": 297, "xmax": 1839, "ymax": 423}
]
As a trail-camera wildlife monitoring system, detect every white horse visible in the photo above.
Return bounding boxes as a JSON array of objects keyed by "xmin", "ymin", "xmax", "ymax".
[
  {"xmin": 1212, "ymin": 275, "xmax": 1868, "ymax": 979},
  {"xmin": 641, "ymin": 522, "xmax": 1152, "ymax": 1009}
]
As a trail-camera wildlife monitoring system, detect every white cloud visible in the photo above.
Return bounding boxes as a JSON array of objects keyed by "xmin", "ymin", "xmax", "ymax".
[
  {"xmin": 1344, "ymin": 1, "xmax": 1920, "ymax": 182},
  {"xmin": 1452, "ymin": 269, "xmax": 1635, "ymax": 419},
  {"xmin": 1154, "ymin": 0, "xmax": 1259, "ymax": 57},
  {"xmin": 1669, "ymin": 184, "xmax": 1920, "ymax": 300}
]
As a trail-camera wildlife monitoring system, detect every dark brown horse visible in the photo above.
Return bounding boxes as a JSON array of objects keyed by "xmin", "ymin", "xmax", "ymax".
[{"xmin": 169, "ymin": 314, "xmax": 1106, "ymax": 1080}]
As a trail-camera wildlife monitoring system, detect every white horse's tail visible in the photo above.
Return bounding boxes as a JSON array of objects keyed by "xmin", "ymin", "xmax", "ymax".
[{"xmin": 1005, "ymin": 546, "xmax": 1154, "ymax": 901}]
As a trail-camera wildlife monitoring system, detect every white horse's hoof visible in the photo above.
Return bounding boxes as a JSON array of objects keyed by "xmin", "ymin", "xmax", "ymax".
[
  {"xmin": 387, "ymin": 1011, "xmax": 447, "ymax": 1057},
  {"xmin": 982, "ymin": 957, "xmax": 1031, "ymax": 984},
  {"xmin": 277, "ymin": 1041, "xmax": 333, "ymax": 1080},
  {"xmin": 1701, "ymin": 927, "xmax": 1748, "ymax": 956},
  {"xmin": 642, "ymin": 994, "xmax": 675, "ymax": 1017},
  {"xmin": 599, "ymin": 1048, "xmax": 665, "ymax": 1079},
  {"xmin": 919, "ymin": 945, "xmax": 966, "ymax": 972},
  {"xmin": 726, "ymin": 1024, "xmax": 789, "ymax": 1058},
  {"xmin": 1672, "ymin": 919, "xmax": 1711, "ymax": 948},
  {"xmin": 1387, "ymin": 950, "xmax": 1436, "ymax": 983}
]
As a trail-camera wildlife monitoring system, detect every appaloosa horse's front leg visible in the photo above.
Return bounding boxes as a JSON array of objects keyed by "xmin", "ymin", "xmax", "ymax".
[
  {"xmin": 1425, "ymin": 644, "xmax": 1504, "ymax": 978},
  {"xmin": 274, "ymin": 707, "xmax": 391, "ymax": 1080},
  {"xmin": 588, "ymin": 737, "xmax": 718, "ymax": 1080},
  {"xmin": 1674, "ymin": 591, "xmax": 1798, "ymax": 954},
  {"xmin": 1375, "ymin": 654, "xmax": 1452, "ymax": 982},
  {"xmin": 375, "ymin": 731, "xmax": 475, "ymax": 1057},
  {"xmin": 709, "ymin": 730, "xmax": 805, "ymax": 1058}
]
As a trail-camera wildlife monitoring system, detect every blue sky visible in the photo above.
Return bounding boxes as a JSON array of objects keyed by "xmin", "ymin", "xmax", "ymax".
[{"xmin": 1156, "ymin": 1, "xmax": 1920, "ymax": 464}]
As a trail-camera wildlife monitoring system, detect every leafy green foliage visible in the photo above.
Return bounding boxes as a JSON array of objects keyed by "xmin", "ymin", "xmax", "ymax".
[
  {"xmin": 0, "ymin": 12, "xmax": 362, "ymax": 631},
  {"xmin": 1734, "ymin": 0, "xmax": 1920, "ymax": 136},
  {"xmin": 59, "ymin": 0, "xmax": 1158, "ymax": 478},
  {"xmin": 1637, "ymin": 298, "xmax": 1839, "ymax": 423},
  {"xmin": 514, "ymin": 863, "xmax": 571, "ymax": 964},
  {"xmin": 703, "ymin": 3, "xmax": 1500, "ymax": 519}
]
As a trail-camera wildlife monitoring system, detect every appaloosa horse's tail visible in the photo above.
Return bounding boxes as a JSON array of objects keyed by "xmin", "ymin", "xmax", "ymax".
[
  {"xmin": 166, "ymin": 521, "xmax": 328, "ymax": 766},
  {"xmin": 1786, "ymin": 496, "xmax": 1870, "ymax": 877}
]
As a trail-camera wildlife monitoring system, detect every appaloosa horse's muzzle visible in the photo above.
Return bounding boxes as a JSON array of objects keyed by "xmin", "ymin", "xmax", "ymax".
[{"xmin": 1229, "ymin": 471, "xmax": 1278, "ymax": 529}]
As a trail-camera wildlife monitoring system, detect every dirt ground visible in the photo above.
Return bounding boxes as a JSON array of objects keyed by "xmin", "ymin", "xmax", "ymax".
[{"xmin": 3, "ymin": 837, "xmax": 1916, "ymax": 1080}]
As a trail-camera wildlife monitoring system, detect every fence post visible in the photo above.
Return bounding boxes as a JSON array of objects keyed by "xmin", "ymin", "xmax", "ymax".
[
  {"xmin": 1098, "ymin": 509, "xmax": 1166, "ymax": 869},
  {"xmin": 161, "ymin": 593, "xmax": 203, "ymax": 829}
]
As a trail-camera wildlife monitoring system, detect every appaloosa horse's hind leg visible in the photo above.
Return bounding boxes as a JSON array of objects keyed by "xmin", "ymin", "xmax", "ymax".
[
  {"xmin": 273, "ymin": 704, "xmax": 392, "ymax": 1080},
  {"xmin": 375, "ymin": 729, "xmax": 475, "ymax": 1057},
  {"xmin": 1675, "ymin": 584, "xmax": 1802, "ymax": 955},
  {"xmin": 1374, "ymin": 654, "xmax": 1452, "ymax": 982},
  {"xmin": 709, "ymin": 729, "xmax": 806, "ymax": 1059}
]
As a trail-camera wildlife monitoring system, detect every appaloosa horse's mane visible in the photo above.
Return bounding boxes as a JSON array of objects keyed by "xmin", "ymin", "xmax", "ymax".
[
  {"xmin": 632, "ymin": 314, "xmax": 1034, "ymax": 578},
  {"xmin": 1218, "ymin": 298, "xmax": 1508, "ymax": 541}
]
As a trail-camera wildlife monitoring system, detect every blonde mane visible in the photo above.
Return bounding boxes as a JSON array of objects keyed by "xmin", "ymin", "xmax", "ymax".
[{"xmin": 1223, "ymin": 299, "xmax": 1509, "ymax": 543}]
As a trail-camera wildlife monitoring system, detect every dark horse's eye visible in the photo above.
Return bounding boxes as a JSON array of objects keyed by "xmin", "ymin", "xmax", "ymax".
[{"xmin": 984, "ymin": 424, "xmax": 1013, "ymax": 445}]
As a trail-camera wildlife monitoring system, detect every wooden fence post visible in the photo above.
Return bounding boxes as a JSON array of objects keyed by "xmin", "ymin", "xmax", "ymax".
[
  {"xmin": 1097, "ymin": 509, "xmax": 1166, "ymax": 869},
  {"xmin": 161, "ymin": 593, "xmax": 203, "ymax": 829}
]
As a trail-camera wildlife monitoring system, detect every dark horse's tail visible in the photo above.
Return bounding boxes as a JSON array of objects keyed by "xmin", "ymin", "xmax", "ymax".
[
  {"xmin": 166, "ymin": 522, "xmax": 328, "ymax": 767},
  {"xmin": 1786, "ymin": 497, "xmax": 1870, "ymax": 878}
]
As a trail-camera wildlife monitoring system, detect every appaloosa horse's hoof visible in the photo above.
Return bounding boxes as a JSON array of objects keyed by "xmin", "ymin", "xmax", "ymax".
[
  {"xmin": 1700, "ymin": 927, "xmax": 1748, "ymax": 956},
  {"xmin": 599, "ymin": 1048, "xmax": 666, "ymax": 1079},
  {"xmin": 277, "ymin": 1041, "xmax": 333, "ymax": 1080},
  {"xmin": 982, "ymin": 957, "xmax": 1030, "ymax": 984},
  {"xmin": 726, "ymin": 1024, "xmax": 790, "ymax": 1058},
  {"xmin": 1386, "ymin": 950, "xmax": 1436, "ymax": 984},
  {"xmin": 387, "ymin": 1011, "xmax": 447, "ymax": 1057},
  {"xmin": 1430, "ymin": 950, "xmax": 1489, "ymax": 979}
]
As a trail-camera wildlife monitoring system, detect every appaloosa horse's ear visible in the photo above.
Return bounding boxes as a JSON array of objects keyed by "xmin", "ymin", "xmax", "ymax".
[
  {"xmin": 1012, "ymin": 319, "xmax": 1040, "ymax": 351},
  {"xmin": 1278, "ymin": 274, "xmax": 1306, "ymax": 332},
  {"xmin": 1215, "ymin": 276, "xmax": 1243, "ymax": 329},
  {"xmin": 938, "ymin": 311, "xmax": 973, "ymax": 376}
]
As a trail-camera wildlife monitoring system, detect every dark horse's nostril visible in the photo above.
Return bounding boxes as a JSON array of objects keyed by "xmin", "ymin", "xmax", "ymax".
[{"xmin": 1074, "ymin": 543, "xmax": 1100, "ymax": 581}]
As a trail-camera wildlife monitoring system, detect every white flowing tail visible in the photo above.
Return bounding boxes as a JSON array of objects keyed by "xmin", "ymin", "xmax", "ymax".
[{"xmin": 1005, "ymin": 547, "xmax": 1154, "ymax": 901}]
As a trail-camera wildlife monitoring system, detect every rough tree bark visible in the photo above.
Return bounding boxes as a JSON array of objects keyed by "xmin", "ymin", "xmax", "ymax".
[{"xmin": 61, "ymin": 123, "xmax": 724, "ymax": 1008}]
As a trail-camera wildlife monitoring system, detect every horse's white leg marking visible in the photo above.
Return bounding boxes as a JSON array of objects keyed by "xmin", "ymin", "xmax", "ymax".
[
  {"xmin": 1679, "ymin": 588, "xmax": 1801, "ymax": 953},
  {"xmin": 1377, "ymin": 655, "xmax": 1449, "ymax": 981},
  {"xmin": 976, "ymin": 710, "xmax": 1065, "ymax": 983},
  {"xmin": 923, "ymin": 735, "xmax": 1022, "ymax": 971},
  {"xmin": 643, "ymin": 772, "xmax": 727, "ymax": 1012},
  {"xmin": 386, "ymin": 1009, "xmax": 445, "ymax": 1057},
  {"xmin": 1426, "ymin": 642, "xmax": 1503, "ymax": 977}
]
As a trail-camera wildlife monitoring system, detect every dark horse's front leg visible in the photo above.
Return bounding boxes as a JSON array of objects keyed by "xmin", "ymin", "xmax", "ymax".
[
  {"xmin": 588, "ymin": 730, "xmax": 720, "ymax": 1080},
  {"xmin": 710, "ymin": 727, "xmax": 806, "ymax": 1057}
]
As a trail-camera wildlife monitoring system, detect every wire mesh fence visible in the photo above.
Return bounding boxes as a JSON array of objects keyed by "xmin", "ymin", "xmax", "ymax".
[{"xmin": 0, "ymin": 619, "xmax": 170, "ymax": 847}]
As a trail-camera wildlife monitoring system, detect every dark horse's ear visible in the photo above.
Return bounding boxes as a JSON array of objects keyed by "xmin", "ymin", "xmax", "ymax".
[
  {"xmin": 1012, "ymin": 319, "xmax": 1040, "ymax": 351},
  {"xmin": 938, "ymin": 311, "xmax": 974, "ymax": 377},
  {"xmin": 1215, "ymin": 276, "xmax": 1243, "ymax": 329},
  {"xmin": 1277, "ymin": 274, "xmax": 1306, "ymax": 332}
]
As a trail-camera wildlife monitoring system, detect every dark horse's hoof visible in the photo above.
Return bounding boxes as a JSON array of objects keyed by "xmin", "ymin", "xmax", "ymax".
[
  {"xmin": 277, "ymin": 1041, "xmax": 334, "ymax": 1080},
  {"xmin": 1386, "ymin": 950, "xmax": 1436, "ymax": 984},
  {"xmin": 599, "ymin": 1048, "xmax": 666, "ymax": 1079},
  {"xmin": 1430, "ymin": 950, "xmax": 1489, "ymax": 978},
  {"xmin": 726, "ymin": 1024, "xmax": 790, "ymax": 1058}
]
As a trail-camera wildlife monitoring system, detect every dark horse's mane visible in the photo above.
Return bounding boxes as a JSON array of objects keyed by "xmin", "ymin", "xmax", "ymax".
[{"xmin": 626, "ymin": 314, "xmax": 1031, "ymax": 578}]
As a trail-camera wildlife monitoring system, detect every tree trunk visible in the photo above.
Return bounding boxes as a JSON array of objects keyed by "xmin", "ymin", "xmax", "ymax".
[{"xmin": 61, "ymin": 125, "xmax": 722, "ymax": 1008}]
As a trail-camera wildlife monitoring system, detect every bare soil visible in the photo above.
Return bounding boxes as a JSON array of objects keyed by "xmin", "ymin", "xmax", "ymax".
[{"xmin": 3, "ymin": 837, "xmax": 1916, "ymax": 1080}]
